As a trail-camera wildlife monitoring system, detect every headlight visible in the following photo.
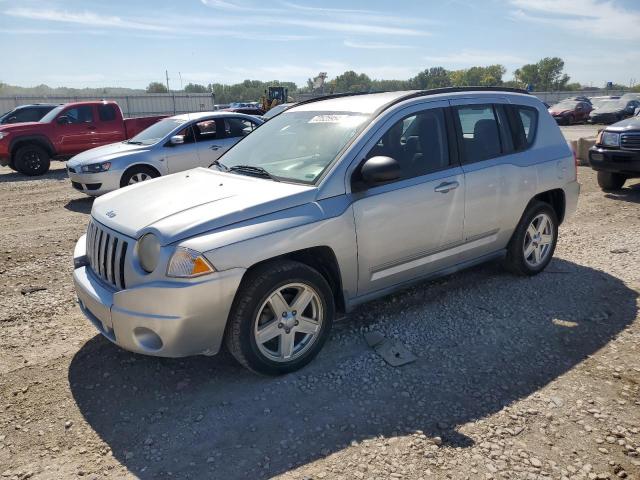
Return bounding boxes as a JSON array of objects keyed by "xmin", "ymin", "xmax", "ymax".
[
  {"xmin": 81, "ymin": 161, "xmax": 111, "ymax": 173},
  {"xmin": 167, "ymin": 248, "xmax": 215, "ymax": 278},
  {"xmin": 601, "ymin": 132, "xmax": 620, "ymax": 147},
  {"xmin": 137, "ymin": 233, "xmax": 161, "ymax": 273},
  {"xmin": 0, "ymin": 132, "xmax": 9, "ymax": 140}
]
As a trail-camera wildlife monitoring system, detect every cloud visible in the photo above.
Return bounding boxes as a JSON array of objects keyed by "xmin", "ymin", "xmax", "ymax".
[
  {"xmin": 423, "ymin": 50, "xmax": 529, "ymax": 66},
  {"xmin": 5, "ymin": 8, "xmax": 171, "ymax": 31},
  {"xmin": 344, "ymin": 40, "xmax": 414, "ymax": 50},
  {"xmin": 508, "ymin": 0, "xmax": 640, "ymax": 41}
]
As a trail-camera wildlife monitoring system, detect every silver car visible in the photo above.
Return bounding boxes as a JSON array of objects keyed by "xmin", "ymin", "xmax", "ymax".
[
  {"xmin": 66, "ymin": 112, "xmax": 263, "ymax": 196},
  {"xmin": 72, "ymin": 88, "xmax": 580, "ymax": 375}
]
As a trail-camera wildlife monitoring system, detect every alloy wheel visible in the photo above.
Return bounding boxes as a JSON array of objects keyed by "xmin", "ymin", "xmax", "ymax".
[
  {"xmin": 523, "ymin": 213, "xmax": 554, "ymax": 267},
  {"xmin": 253, "ymin": 282, "xmax": 323, "ymax": 363}
]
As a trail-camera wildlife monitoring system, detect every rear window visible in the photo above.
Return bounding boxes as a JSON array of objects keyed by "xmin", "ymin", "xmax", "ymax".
[
  {"xmin": 98, "ymin": 104, "xmax": 117, "ymax": 122},
  {"xmin": 508, "ymin": 105, "xmax": 538, "ymax": 151}
]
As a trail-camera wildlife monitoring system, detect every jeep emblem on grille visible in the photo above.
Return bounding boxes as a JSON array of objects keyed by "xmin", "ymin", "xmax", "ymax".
[{"xmin": 106, "ymin": 210, "xmax": 116, "ymax": 218}]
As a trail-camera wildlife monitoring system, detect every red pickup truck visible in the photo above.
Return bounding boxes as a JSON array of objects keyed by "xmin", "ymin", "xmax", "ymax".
[{"xmin": 0, "ymin": 101, "xmax": 167, "ymax": 175}]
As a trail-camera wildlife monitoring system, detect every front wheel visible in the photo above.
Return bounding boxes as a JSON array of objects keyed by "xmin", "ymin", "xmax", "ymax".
[
  {"xmin": 120, "ymin": 165, "xmax": 159, "ymax": 188},
  {"xmin": 225, "ymin": 260, "xmax": 335, "ymax": 375},
  {"xmin": 505, "ymin": 201, "xmax": 558, "ymax": 276},
  {"xmin": 14, "ymin": 145, "xmax": 51, "ymax": 176},
  {"xmin": 597, "ymin": 171, "xmax": 626, "ymax": 191}
]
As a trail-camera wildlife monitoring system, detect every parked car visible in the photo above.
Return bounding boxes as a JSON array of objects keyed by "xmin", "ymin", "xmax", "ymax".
[
  {"xmin": 72, "ymin": 88, "xmax": 579, "ymax": 375},
  {"xmin": 67, "ymin": 112, "xmax": 263, "ymax": 196},
  {"xmin": 548, "ymin": 99, "xmax": 592, "ymax": 125},
  {"xmin": 0, "ymin": 101, "xmax": 167, "ymax": 176},
  {"xmin": 260, "ymin": 102, "xmax": 296, "ymax": 121},
  {"xmin": 0, "ymin": 103, "xmax": 59, "ymax": 124},
  {"xmin": 588, "ymin": 115, "xmax": 640, "ymax": 190},
  {"xmin": 588, "ymin": 98, "xmax": 640, "ymax": 124}
]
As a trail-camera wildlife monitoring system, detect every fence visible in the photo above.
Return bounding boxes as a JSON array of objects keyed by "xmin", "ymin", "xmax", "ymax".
[{"xmin": 0, "ymin": 93, "xmax": 216, "ymax": 118}]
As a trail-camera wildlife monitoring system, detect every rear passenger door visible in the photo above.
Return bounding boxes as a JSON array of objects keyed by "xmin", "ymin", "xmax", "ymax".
[
  {"xmin": 351, "ymin": 101, "xmax": 465, "ymax": 295},
  {"xmin": 450, "ymin": 98, "xmax": 535, "ymax": 258}
]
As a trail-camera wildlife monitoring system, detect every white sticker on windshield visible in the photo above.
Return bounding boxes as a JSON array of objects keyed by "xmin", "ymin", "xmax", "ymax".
[{"xmin": 308, "ymin": 115, "xmax": 350, "ymax": 123}]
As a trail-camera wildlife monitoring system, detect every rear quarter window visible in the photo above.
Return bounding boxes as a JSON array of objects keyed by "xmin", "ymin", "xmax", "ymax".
[
  {"xmin": 98, "ymin": 104, "xmax": 117, "ymax": 122},
  {"xmin": 508, "ymin": 105, "xmax": 538, "ymax": 151}
]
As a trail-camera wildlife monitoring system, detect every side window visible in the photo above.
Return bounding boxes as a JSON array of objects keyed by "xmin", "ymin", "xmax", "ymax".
[
  {"xmin": 175, "ymin": 125, "xmax": 196, "ymax": 144},
  {"xmin": 62, "ymin": 106, "xmax": 94, "ymax": 124},
  {"xmin": 193, "ymin": 119, "xmax": 218, "ymax": 141},
  {"xmin": 14, "ymin": 109, "xmax": 43, "ymax": 122},
  {"xmin": 365, "ymin": 108, "xmax": 449, "ymax": 180},
  {"xmin": 224, "ymin": 118, "xmax": 257, "ymax": 138},
  {"xmin": 98, "ymin": 104, "xmax": 117, "ymax": 122},
  {"xmin": 454, "ymin": 105, "xmax": 502, "ymax": 163},
  {"xmin": 507, "ymin": 105, "xmax": 538, "ymax": 152}
]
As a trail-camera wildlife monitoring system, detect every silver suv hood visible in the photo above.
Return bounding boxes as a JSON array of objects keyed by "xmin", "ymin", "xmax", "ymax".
[{"xmin": 91, "ymin": 168, "xmax": 315, "ymax": 243}]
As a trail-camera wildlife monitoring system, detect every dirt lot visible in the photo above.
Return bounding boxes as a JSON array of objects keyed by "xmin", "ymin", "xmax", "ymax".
[{"xmin": 1, "ymin": 152, "xmax": 639, "ymax": 479}]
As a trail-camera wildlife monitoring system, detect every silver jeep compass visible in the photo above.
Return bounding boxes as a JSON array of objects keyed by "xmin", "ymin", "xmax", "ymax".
[{"xmin": 72, "ymin": 88, "xmax": 580, "ymax": 375}]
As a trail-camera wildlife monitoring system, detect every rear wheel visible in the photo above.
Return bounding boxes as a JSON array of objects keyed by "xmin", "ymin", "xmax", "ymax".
[
  {"xmin": 597, "ymin": 171, "xmax": 626, "ymax": 191},
  {"xmin": 505, "ymin": 201, "xmax": 558, "ymax": 276},
  {"xmin": 225, "ymin": 260, "xmax": 335, "ymax": 375},
  {"xmin": 120, "ymin": 165, "xmax": 159, "ymax": 188},
  {"xmin": 14, "ymin": 144, "xmax": 50, "ymax": 176}
]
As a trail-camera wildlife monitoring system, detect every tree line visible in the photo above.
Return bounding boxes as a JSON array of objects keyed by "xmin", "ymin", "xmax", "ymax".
[{"xmin": 1, "ymin": 57, "xmax": 637, "ymax": 102}]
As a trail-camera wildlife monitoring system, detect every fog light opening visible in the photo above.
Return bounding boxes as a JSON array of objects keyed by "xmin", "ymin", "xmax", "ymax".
[{"xmin": 133, "ymin": 327, "xmax": 163, "ymax": 351}]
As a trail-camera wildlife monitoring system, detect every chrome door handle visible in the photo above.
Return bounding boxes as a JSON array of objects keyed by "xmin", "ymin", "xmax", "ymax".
[{"xmin": 434, "ymin": 181, "xmax": 459, "ymax": 193}]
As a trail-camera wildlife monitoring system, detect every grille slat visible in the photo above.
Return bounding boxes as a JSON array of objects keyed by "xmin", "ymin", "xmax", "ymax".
[
  {"xmin": 86, "ymin": 220, "xmax": 130, "ymax": 290},
  {"xmin": 621, "ymin": 133, "xmax": 640, "ymax": 151}
]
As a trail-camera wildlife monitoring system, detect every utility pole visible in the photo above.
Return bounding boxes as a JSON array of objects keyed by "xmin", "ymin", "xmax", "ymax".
[
  {"xmin": 165, "ymin": 70, "xmax": 170, "ymax": 92},
  {"xmin": 179, "ymin": 72, "xmax": 183, "ymax": 91}
]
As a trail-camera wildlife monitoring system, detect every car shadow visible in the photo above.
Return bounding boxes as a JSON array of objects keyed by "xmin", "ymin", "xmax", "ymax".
[
  {"xmin": 604, "ymin": 180, "xmax": 640, "ymax": 204},
  {"xmin": 69, "ymin": 258, "xmax": 637, "ymax": 479},
  {"xmin": 0, "ymin": 166, "xmax": 68, "ymax": 183},
  {"xmin": 64, "ymin": 196, "xmax": 94, "ymax": 214}
]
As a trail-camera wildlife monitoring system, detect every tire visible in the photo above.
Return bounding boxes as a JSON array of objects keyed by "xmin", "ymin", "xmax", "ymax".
[
  {"xmin": 597, "ymin": 171, "xmax": 626, "ymax": 191},
  {"xmin": 14, "ymin": 144, "xmax": 50, "ymax": 176},
  {"xmin": 225, "ymin": 260, "xmax": 335, "ymax": 375},
  {"xmin": 120, "ymin": 165, "xmax": 159, "ymax": 188},
  {"xmin": 505, "ymin": 201, "xmax": 558, "ymax": 276}
]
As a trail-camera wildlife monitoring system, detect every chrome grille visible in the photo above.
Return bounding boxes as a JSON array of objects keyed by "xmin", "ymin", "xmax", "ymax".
[
  {"xmin": 621, "ymin": 133, "xmax": 640, "ymax": 151},
  {"xmin": 86, "ymin": 220, "xmax": 130, "ymax": 290}
]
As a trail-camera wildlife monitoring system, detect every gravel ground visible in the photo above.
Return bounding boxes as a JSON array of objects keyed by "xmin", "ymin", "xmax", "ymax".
[{"xmin": 1, "ymin": 149, "xmax": 639, "ymax": 480}]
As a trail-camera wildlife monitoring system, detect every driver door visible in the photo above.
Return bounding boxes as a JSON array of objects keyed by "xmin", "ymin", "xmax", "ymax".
[
  {"xmin": 351, "ymin": 101, "xmax": 465, "ymax": 295},
  {"xmin": 165, "ymin": 125, "xmax": 201, "ymax": 173},
  {"xmin": 55, "ymin": 105, "xmax": 99, "ymax": 155}
]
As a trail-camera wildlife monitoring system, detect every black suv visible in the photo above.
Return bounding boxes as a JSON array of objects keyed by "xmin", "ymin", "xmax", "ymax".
[
  {"xmin": 0, "ymin": 104, "xmax": 59, "ymax": 124},
  {"xmin": 588, "ymin": 115, "xmax": 640, "ymax": 190}
]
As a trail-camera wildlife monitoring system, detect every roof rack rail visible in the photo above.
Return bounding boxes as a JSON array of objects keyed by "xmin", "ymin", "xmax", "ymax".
[{"xmin": 288, "ymin": 86, "xmax": 530, "ymax": 117}]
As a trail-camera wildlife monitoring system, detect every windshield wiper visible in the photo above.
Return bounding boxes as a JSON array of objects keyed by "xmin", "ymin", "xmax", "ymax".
[
  {"xmin": 126, "ymin": 140, "xmax": 144, "ymax": 145},
  {"xmin": 210, "ymin": 159, "xmax": 229, "ymax": 171},
  {"xmin": 228, "ymin": 165, "xmax": 280, "ymax": 182}
]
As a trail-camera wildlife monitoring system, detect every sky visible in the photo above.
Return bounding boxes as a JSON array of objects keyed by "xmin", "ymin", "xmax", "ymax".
[{"xmin": 0, "ymin": 0, "xmax": 639, "ymax": 89}]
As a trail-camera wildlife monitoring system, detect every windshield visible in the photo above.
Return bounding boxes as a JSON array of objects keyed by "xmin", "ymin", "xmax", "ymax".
[
  {"xmin": 591, "ymin": 98, "xmax": 615, "ymax": 109},
  {"xmin": 127, "ymin": 118, "xmax": 187, "ymax": 145},
  {"xmin": 262, "ymin": 104, "xmax": 291, "ymax": 120},
  {"xmin": 217, "ymin": 111, "xmax": 369, "ymax": 184},
  {"xmin": 551, "ymin": 101, "xmax": 578, "ymax": 110},
  {"xmin": 596, "ymin": 100, "xmax": 626, "ymax": 112},
  {"xmin": 39, "ymin": 105, "xmax": 65, "ymax": 123}
]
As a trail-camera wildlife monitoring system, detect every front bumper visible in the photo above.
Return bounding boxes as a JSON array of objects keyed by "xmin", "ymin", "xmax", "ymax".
[
  {"xmin": 67, "ymin": 166, "xmax": 123, "ymax": 196},
  {"xmin": 73, "ymin": 235, "xmax": 245, "ymax": 357},
  {"xmin": 588, "ymin": 147, "xmax": 640, "ymax": 176}
]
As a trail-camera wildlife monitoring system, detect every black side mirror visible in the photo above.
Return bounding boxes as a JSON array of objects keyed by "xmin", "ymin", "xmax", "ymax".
[
  {"xmin": 360, "ymin": 156, "xmax": 401, "ymax": 186},
  {"xmin": 56, "ymin": 115, "xmax": 70, "ymax": 125}
]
